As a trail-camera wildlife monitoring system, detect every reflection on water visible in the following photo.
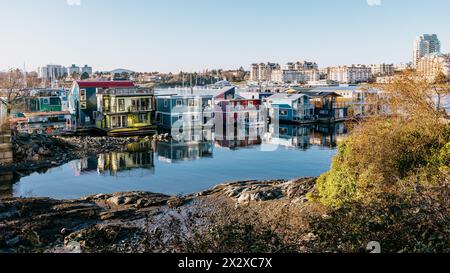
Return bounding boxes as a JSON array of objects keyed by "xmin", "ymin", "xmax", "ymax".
[
  {"xmin": 0, "ymin": 172, "xmax": 17, "ymax": 198},
  {"xmin": 214, "ymin": 125, "xmax": 264, "ymax": 150},
  {"xmin": 9, "ymin": 122, "xmax": 350, "ymax": 199},
  {"xmin": 266, "ymin": 123, "xmax": 348, "ymax": 150},
  {"xmin": 70, "ymin": 142, "xmax": 155, "ymax": 177},
  {"xmin": 157, "ymin": 128, "xmax": 214, "ymax": 163}
]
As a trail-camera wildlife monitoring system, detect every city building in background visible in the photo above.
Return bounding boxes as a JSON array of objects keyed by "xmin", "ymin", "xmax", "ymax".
[
  {"xmin": 81, "ymin": 65, "xmax": 93, "ymax": 76},
  {"xmin": 38, "ymin": 65, "xmax": 67, "ymax": 80},
  {"xmin": 417, "ymin": 53, "xmax": 450, "ymax": 82},
  {"xmin": 251, "ymin": 61, "xmax": 319, "ymax": 84},
  {"xmin": 413, "ymin": 34, "xmax": 441, "ymax": 68},
  {"xmin": 328, "ymin": 65, "xmax": 372, "ymax": 84},
  {"xmin": 369, "ymin": 63, "xmax": 395, "ymax": 77},
  {"xmin": 67, "ymin": 64, "xmax": 81, "ymax": 77},
  {"xmin": 250, "ymin": 63, "xmax": 281, "ymax": 82}
]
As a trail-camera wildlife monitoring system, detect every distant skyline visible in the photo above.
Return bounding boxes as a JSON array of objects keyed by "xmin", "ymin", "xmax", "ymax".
[{"xmin": 0, "ymin": 0, "xmax": 449, "ymax": 73}]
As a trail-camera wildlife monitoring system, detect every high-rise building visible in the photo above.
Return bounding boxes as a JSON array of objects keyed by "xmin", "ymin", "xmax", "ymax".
[
  {"xmin": 413, "ymin": 34, "xmax": 441, "ymax": 68},
  {"xmin": 38, "ymin": 65, "xmax": 67, "ymax": 80},
  {"xmin": 250, "ymin": 64, "xmax": 259, "ymax": 82},
  {"xmin": 250, "ymin": 61, "xmax": 318, "ymax": 83},
  {"xmin": 328, "ymin": 65, "xmax": 373, "ymax": 84},
  {"xmin": 250, "ymin": 62, "xmax": 280, "ymax": 82},
  {"xmin": 370, "ymin": 63, "xmax": 395, "ymax": 77},
  {"xmin": 67, "ymin": 64, "xmax": 81, "ymax": 76},
  {"xmin": 81, "ymin": 65, "xmax": 93, "ymax": 76}
]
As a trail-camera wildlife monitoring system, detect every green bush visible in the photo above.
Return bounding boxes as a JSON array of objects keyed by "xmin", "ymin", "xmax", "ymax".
[{"xmin": 311, "ymin": 117, "xmax": 449, "ymax": 207}]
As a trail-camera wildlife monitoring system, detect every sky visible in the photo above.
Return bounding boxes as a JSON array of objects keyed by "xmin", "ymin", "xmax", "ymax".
[{"xmin": 0, "ymin": 0, "xmax": 449, "ymax": 73}]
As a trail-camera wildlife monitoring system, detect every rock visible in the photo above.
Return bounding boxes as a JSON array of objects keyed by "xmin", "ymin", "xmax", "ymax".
[
  {"xmin": 38, "ymin": 147, "xmax": 52, "ymax": 156},
  {"xmin": 167, "ymin": 197, "xmax": 186, "ymax": 208},
  {"xmin": 237, "ymin": 192, "xmax": 251, "ymax": 203},
  {"xmin": 0, "ymin": 209, "xmax": 20, "ymax": 221},
  {"xmin": 100, "ymin": 209, "xmax": 135, "ymax": 221},
  {"xmin": 108, "ymin": 196, "xmax": 126, "ymax": 206},
  {"xmin": 6, "ymin": 236, "xmax": 20, "ymax": 246},
  {"xmin": 61, "ymin": 228, "xmax": 72, "ymax": 236},
  {"xmin": 64, "ymin": 241, "xmax": 82, "ymax": 253},
  {"xmin": 123, "ymin": 196, "xmax": 137, "ymax": 205}
]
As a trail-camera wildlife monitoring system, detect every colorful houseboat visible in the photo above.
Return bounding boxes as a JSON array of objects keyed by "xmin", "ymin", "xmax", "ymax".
[
  {"xmin": 155, "ymin": 94, "xmax": 214, "ymax": 131},
  {"xmin": 266, "ymin": 93, "xmax": 315, "ymax": 124},
  {"xmin": 96, "ymin": 87, "xmax": 156, "ymax": 136},
  {"xmin": 69, "ymin": 81, "xmax": 135, "ymax": 132}
]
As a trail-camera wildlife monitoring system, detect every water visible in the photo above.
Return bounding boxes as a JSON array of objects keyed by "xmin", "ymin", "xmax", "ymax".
[{"xmin": 6, "ymin": 123, "xmax": 348, "ymax": 200}]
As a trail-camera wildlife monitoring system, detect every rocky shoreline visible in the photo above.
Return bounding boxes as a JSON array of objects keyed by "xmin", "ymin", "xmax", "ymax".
[{"xmin": 0, "ymin": 178, "xmax": 317, "ymax": 253}]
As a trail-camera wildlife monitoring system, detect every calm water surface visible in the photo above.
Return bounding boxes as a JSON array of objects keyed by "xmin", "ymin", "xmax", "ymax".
[{"xmin": 6, "ymin": 123, "xmax": 348, "ymax": 200}]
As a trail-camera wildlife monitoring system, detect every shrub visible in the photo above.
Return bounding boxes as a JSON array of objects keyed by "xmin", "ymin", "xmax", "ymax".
[
  {"xmin": 307, "ymin": 186, "xmax": 449, "ymax": 253},
  {"xmin": 312, "ymin": 117, "xmax": 449, "ymax": 207}
]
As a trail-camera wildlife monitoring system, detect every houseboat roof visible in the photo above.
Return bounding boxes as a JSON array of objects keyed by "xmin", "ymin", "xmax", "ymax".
[
  {"xmin": 309, "ymin": 85, "xmax": 379, "ymax": 94},
  {"xmin": 97, "ymin": 87, "xmax": 154, "ymax": 96},
  {"xmin": 22, "ymin": 111, "xmax": 71, "ymax": 117},
  {"xmin": 154, "ymin": 86, "xmax": 234, "ymax": 99},
  {"xmin": 156, "ymin": 94, "xmax": 214, "ymax": 99},
  {"xmin": 268, "ymin": 93, "xmax": 309, "ymax": 101},
  {"xmin": 75, "ymin": 81, "xmax": 135, "ymax": 88},
  {"xmin": 297, "ymin": 91, "xmax": 342, "ymax": 98}
]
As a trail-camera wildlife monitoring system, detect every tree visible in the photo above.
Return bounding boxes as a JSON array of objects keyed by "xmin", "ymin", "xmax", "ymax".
[
  {"xmin": 80, "ymin": 72, "xmax": 90, "ymax": 80},
  {"xmin": 434, "ymin": 71, "xmax": 448, "ymax": 85},
  {"xmin": 0, "ymin": 69, "xmax": 27, "ymax": 116},
  {"xmin": 311, "ymin": 70, "xmax": 450, "ymax": 207},
  {"xmin": 71, "ymin": 72, "xmax": 80, "ymax": 80}
]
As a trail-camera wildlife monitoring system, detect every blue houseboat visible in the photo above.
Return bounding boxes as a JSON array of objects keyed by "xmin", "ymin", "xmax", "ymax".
[{"xmin": 155, "ymin": 94, "xmax": 214, "ymax": 130}]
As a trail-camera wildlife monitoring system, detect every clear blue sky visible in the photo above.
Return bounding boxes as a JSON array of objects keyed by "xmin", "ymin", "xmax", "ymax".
[{"xmin": 0, "ymin": 0, "xmax": 449, "ymax": 73}]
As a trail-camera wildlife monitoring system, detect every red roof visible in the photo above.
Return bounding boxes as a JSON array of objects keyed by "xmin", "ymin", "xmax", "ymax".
[{"xmin": 76, "ymin": 81, "xmax": 135, "ymax": 88}]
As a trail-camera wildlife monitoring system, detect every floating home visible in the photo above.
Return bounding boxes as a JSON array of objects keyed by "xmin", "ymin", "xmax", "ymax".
[
  {"xmin": 69, "ymin": 81, "xmax": 135, "ymax": 132},
  {"xmin": 9, "ymin": 89, "xmax": 74, "ymax": 135},
  {"xmin": 155, "ymin": 94, "xmax": 214, "ymax": 131},
  {"xmin": 215, "ymin": 99, "xmax": 266, "ymax": 137},
  {"xmin": 297, "ymin": 90, "xmax": 347, "ymax": 122},
  {"xmin": 96, "ymin": 87, "xmax": 156, "ymax": 136},
  {"xmin": 266, "ymin": 93, "xmax": 315, "ymax": 124}
]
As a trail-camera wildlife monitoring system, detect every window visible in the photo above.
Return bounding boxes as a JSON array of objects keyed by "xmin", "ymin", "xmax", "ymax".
[
  {"xmin": 192, "ymin": 115, "xmax": 199, "ymax": 121},
  {"xmin": 118, "ymin": 99, "xmax": 125, "ymax": 112},
  {"xmin": 111, "ymin": 115, "xmax": 126, "ymax": 128},
  {"xmin": 80, "ymin": 89, "xmax": 86, "ymax": 101},
  {"xmin": 104, "ymin": 98, "xmax": 110, "ymax": 111},
  {"xmin": 178, "ymin": 114, "xmax": 183, "ymax": 121},
  {"xmin": 176, "ymin": 99, "xmax": 183, "ymax": 106},
  {"xmin": 188, "ymin": 99, "xmax": 198, "ymax": 107},
  {"xmin": 49, "ymin": 98, "xmax": 61, "ymax": 106},
  {"xmin": 42, "ymin": 98, "xmax": 49, "ymax": 104},
  {"xmin": 279, "ymin": 110, "xmax": 288, "ymax": 116},
  {"xmin": 164, "ymin": 99, "xmax": 169, "ymax": 107},
  {"xmin": 141, "ymin": 98, "xmax": 150, "ymax": 110},
  {"xmin": 140, "ymin": 114, "xmax": 148, "ymax": 123}
]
